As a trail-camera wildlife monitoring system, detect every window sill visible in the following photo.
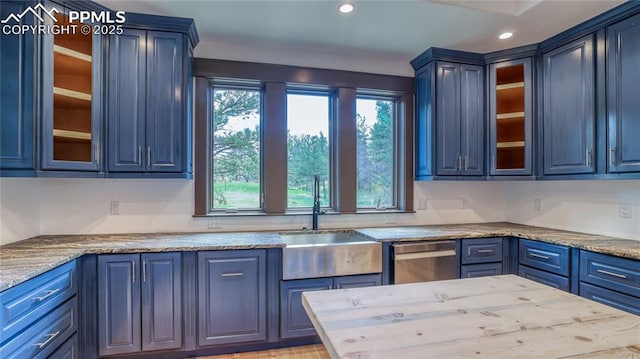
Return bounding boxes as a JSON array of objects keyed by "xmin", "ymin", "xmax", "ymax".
[{"xmin": 193, "ymin": 209, "xmax": 413, "ymax": 218}]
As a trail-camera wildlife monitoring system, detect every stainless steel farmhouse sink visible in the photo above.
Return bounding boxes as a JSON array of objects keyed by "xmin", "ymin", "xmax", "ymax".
[{"xmin": 280, "ymin": 231, "xmax": 382, "ymax": 280}]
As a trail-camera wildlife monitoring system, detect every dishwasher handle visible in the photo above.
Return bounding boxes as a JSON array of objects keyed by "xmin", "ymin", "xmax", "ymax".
[
  {"xmin": 393, "ymin": 240, "xmax": 456, "ymax": 254},
  {"xmin": 394, "ymin": 249, "xmax": 456, "ymax": 261}
]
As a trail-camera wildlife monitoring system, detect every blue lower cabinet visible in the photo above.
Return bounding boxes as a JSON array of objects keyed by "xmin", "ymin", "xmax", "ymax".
[
  {"xmin": 48, "ymin": 334, "xmax": 78, "ymax": 359},
  {"xmin": 0, "ymin": 298, "xmax": 77, "ymax": 359},
  {"xmin": 98, "ymin": 254, "xmax": 141, "ymax": 356},
  {"xmin": 280, "ymin": 278, "xmax": 332, "ymax": 340},
  {"xmin": 518, "ymin": 265, "xmax": 570, "ymax": 291},
  {"xmin": 141, "ymin": 253, "xmax": 182, "ymax": 351},
  {"xmin": 579, "ymin": 282, "xmax": 640, "ymax": 316},
  {"xmin": 461, "ymin": 262, "xmax": 503, "ymax": 278},
  {"xmin": 197, "ymin": 250, "xmax": 267, "ymax": 347},
  {"xmin": 280, "ymin": 274, "xmax": 382, "ymax": 340},
  {"xmin": 333, "ymin": 274, "xmax": 382, "ymax": 289},
  {"xmin": 98, "ymin": 252, "xmax": 182, "ymax": 356}
]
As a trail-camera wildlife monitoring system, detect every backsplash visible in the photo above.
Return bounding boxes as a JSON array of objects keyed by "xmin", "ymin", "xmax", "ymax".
[
  {"xmin": 504, "ymin": 180, "xmax": 640, "ymax": 240},
  {"xmin": 0, "ymin": 178, "xmax": 505, "ymax": 245},
  {"xmin": 2, "ymin": 178, "xmax": 638, "ymax": 245}
]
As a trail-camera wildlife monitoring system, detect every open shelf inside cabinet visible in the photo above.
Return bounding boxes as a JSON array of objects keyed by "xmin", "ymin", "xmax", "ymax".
[
  {"xmin": 495, "ymin": 63, "xmax": 526, "ymax": 170},
  {"xmin": 52, "ymin": 13, "xmax": 94, "ymax": 162}
]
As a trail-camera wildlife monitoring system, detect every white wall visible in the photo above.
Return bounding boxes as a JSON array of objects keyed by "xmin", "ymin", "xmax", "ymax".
[
  {"xmin": 504, "ymin": 180, "xmax": 640, "ymax": 240},
  {"xmin": 3, "ymin": 177, "xmax": 639, "ymax": 245},
  {"xmin": 0, "ymin": 178, "xmax": 40, "ymax": 244},
  {"xmin": 0, "ymin": 178, "xmax": 507, "ymax": 245}
]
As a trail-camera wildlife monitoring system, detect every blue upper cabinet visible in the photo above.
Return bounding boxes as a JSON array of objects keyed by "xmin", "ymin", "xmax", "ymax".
[
  {"xmin": 412, "ymin": 49, "xmax": 485, "ymax": 180},
  {"xmin": 488, "ymin": 57, "xmax": 534, "ymax": 176},
  {"xmin": 40, "ymin": 2, "xmax": 103, "ymax": 172},
  {"xmin": 607, "ymin": 13, "xmax": 640, "ymax": 173},
  {"xmin": 107, "ymin": 29, "xmax": 146, "ymax": 172},
  {"xmin": 542, "ymin": 35, "xmax": 596, "ymax": 176},
  {"xmin": 145, "ymin": 31, "xmax": 185, "ymax": 173},
  {"xmin": 107, "ymin": 26, "xmax": 194, "ymax": 176},
  {"xmin": 0, "ymin": 1, "xmax": 36, "ymax": 173}
]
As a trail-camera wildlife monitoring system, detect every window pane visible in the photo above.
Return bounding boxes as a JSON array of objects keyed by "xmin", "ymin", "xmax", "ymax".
[
  {"xmin": 356, "ymin": 98, "xmax": 395, "ymax": 208},
  {"xmin": 287, "ymin": 93, "xmax": 330, "ymax": 208},
  {"xmin": 211, "ymin": 88, "xmax": 261, "ymax": 210}
]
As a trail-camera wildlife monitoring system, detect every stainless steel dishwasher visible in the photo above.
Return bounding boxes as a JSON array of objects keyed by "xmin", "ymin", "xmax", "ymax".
[{"xmin": 393, "ymin": 241, "xmax": 457, "ymax": 284}]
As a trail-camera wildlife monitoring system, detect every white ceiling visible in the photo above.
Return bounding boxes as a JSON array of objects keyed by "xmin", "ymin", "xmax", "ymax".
[{"xmin": 95, "ymin": 0, "xmax": 625, "ymax": 76}]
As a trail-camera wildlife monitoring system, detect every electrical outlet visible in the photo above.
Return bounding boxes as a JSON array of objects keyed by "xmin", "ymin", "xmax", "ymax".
[
  {"xmin": 618, "ymin": 203, "xmax": 632, "ymax": 219},
  {"xmin": 417, "ymin": 198, "xmax": 428, "ymax": 210},
  {"xmin": 385, "ymin": 215, "xmax": 397, "ymax": 225},
  {"xmin": 534, "ymin": 199, "xmax": 543, "ymax": 211},
  {"xmin": 208, "ymin": 220, "xmax": 221, "ymax": 229},
  {"xmin": 110, "ymin": 201, "xmax": 120, "ymax": 215}
]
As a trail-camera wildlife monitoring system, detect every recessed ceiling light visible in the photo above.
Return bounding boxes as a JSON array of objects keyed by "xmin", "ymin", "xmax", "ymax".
[
  {"xmin": 339, "ymin": 3, "xmax": 355, "ymax": 14},
  {"xmin": 499, "ymin": 32, "xmax": 513, "ymax": 40}
]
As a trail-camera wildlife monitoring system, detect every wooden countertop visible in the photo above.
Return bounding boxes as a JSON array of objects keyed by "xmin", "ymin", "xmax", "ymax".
[{"xmin": 302, "ymin": 275, "xmax": 640, "ymax": 358}]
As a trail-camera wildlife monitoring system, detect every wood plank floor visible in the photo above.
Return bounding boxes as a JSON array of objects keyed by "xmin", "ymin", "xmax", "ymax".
[{"xmin": 199, "ymin": 344, "xmax": 330, "ymax": 359}]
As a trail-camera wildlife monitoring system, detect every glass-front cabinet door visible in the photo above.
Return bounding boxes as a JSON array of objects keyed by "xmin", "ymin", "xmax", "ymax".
[
  {"xmin": 489, "ymin": 58, "xmax": 532, "ymax": 176},
  {"xmin": 41, "ymin": 6, "xmax": 102, "ymax": 171}
]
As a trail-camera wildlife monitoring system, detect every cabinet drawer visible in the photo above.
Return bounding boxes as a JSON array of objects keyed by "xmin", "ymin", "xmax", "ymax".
[
  {"xmin": 48, "ymin": 334, "xmax": 78, "ymax": 359},
  {"xmin": 461, "ymin": 263, "xmax": 503, "ymax": 278},
  {"xmin": 0, "ymin": 261, "xmax": 76, "ymax": 343},
  {"xmin": 580, "ymin": 251, "xmax": 640, "ymax": 298},
  {"xmin": 580, "ymin": 282, "xmax": 640, "ymax": 316},
  {"xmin": 333, "ymin": 274, "xmax": 382, "ymax": 289},
  {"xmin": 461, "ymin": 238, "xmax": 503, "ymax": 264},
  {"xmin": 519, "ymin": 239, "xmax": 569, "ymax": 276},
  {"xmin": 519, "ymin": 265, "xmax": 569, "ymax": 291},
  {"xmin": 0, "ymin": 297, "xmax": 77, "ymax": 359}
]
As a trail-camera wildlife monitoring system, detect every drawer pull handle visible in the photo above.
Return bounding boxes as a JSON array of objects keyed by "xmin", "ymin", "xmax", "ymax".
[
  {"xmin": 477, "ymin": 249, "xmax": 494, "ymax": 254},
  {"xmin": 33, "ymin": 330, "xmax": 60, "ymax": 349},
  {"xmin": 221, "ymin": 272, "xmax": 244, "ymax": 277},
  {"xmin": 33, "ymin": 288, "xmax": 60, "ymax": 302},
  {"xmin": 529, "ymin": 253, "xmax": 550, "ymax": 260},
  {"xmin": 596, "ymin": 269, "xmax": 627, "ymax": 279}
]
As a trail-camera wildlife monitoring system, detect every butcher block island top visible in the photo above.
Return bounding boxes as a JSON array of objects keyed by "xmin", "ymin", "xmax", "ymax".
[{"xmin": 302, "ymin": 275, "xmax": 640, "ymax": 359}]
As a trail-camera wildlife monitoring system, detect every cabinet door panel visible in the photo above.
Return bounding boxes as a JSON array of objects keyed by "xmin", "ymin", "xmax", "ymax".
[
  {"xmin": 41, "ymin": 7, "xmax": 103, "ymax": 171},
  {"xmin": 197, "ymin": 250, "xmax": 266, "ymax": 346},
  {"xmin": 435, "ymin": 62, "xmax": 461, "ymax": 175},
  {"xmin": 280, "ymin": 278, "xmax": 332, "ymax": 339},
  {"xmin": 98, "ymin": 255, "xmax": 141, "ymax": 356},
  {"xmin": 460, "ymin": 64, "xmax": 484, "ymax": 176},
  {"xmin": 333, "ymin": 274, "xmax": 382, "ymax": 289},
  {"xmin": 518, "ymin": 265, "xmax": 570, "ymax": 292},
  {"xmin": 580, "ymin": 282, "xmax": 640, "ymax": 315},
  {"xmin": 461, "ymin": 263, "xmax": 502, "ymax": 278},
  {"xmin": 0, "ymin": 1, "xmax": 35, "ymax": 171},
  {"xmin": 543, "ymin": 35, "xmax": 595, "ymax": 175},
  {"xmin": 108, "ymin": 29, "xmax": 146, "ymax": 172},
  {"xmin": 489, "ymin": 58, "xmax": 533, "ymax": 175},
  {"xmin": 607, "ymin": 13, "xmax": 640, "ymax": 173},
  {"xmin": 146, "ymin": 31, "xmax": 184, "ymax": 172},
  {"xmin": 141, "ymin": 252, "xmax": 182, "ymax": 351},
  {"xmin": 415, "ymin": 66, "xmax": 434, "ymax": 179}
]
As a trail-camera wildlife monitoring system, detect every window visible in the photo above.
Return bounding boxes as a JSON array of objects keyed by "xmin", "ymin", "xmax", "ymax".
[
  {"xmin": 210, "ymin": 86, "xmax": 261, "ymax": 211},
  {"xmin": 356, "ymin": 97, "xmax": 396, "ymax": 209},
  {"xmin": 194, "ymin": 59, "xmax": 413, "ymax": 216},
  {"xmin": 286, "ymin": 92, "xmax": 330, "ymax": 208}
]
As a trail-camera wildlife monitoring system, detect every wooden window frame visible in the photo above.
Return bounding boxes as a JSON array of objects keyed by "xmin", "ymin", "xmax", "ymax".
[{"xmin": 193, "ymin": 59, "xmax": 414, "ymax": 216}]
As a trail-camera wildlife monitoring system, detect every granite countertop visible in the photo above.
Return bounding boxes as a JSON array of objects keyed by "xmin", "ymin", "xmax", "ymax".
[
  {"xmin": 302, "ymin": 274, "xmax": 640, "ymax": 358},
  {"xmin": 0, "ymin": 232, "xmax": 285, "ymax": 292},
  {"xmin": 356, "ymin": 222, "xmax": 640, "ymax": 260},
  {"xmin": 1, "ymin": 222, "xmax": 639, "ymax": 292}
]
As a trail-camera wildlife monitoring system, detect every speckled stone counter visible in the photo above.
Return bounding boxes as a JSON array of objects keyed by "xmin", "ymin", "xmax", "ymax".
[
  {"xmin": 1, "ymin": 222, "xmax": 639, "ymax": 292},
  {"xmin": 356, "ymin": 222, "xmax": 640, "ymax": 260},
  {"xmin": 0, "ymin": 232, "xmax": 284, "ymax": 292}
]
